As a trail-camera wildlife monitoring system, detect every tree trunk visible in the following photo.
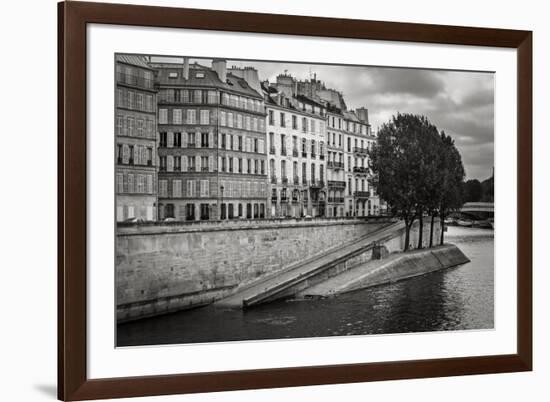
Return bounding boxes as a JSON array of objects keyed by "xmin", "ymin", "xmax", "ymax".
[
  {"xmin": 404, "ymin": 217, "xmax": 410, "ymax": 251},
  {"xmin": 417, "ymin": 209, "xmax": 424, "ymax": 249},
  {"xmin": 429, "ymin": 214, "xmax": 435, "ymax": 248},
  {"xmin": 440, "ymin": 212, "xmax": 445, "ymax": 245}
]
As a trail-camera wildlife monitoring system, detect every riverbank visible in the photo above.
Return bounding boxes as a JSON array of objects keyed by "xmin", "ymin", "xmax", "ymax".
[
  {"xmin": 117, "ymin": 227, "xmax": 493, "ymax": 346},
  {"xmin": 299, "ymin": 244, "xmax": 470, "ymax": 298}
]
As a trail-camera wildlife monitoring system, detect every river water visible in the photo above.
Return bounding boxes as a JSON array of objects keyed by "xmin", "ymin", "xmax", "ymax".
[{"xmin": 117, "ymin": 226, "xmax": 494, "ymax": 346}]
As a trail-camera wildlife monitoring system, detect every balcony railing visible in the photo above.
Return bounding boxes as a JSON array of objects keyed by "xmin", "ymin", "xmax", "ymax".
[
  {"xmin": 311, "ymin": 152, "xmax": 316, "ymax": 159},
  {"xmin": 302, "ymin": 152, "xmax": 308, "ymax": 158},
  {"xmin": 269, "ymin": 146, "xmax": 276, "ymax": 155},
  {"xmin": 187, "ymin": 142, "xmax": 196, "ymax": 148},
  {"xmin": 116, "ymin": 72, "xmax": 154, "ymax": 89},
  {"xmin": 328, "ymin": 197, "xmax": 345, "ymax": 203},
  {"xmin": 302, "ymin": 178, "xmax": 308, "ymax": 186},
  {"xmin": 294, "ymin": 176, "xmax": 300, "ymax": 185},
  {"xmin": 353, "ymin": 166, "xmax": 368, "ymax": 174},
  {"xmin": 293, "ymin": 149, "xmax": 299, "ymax": 157},
  {"xmin": 280, "ymin": 197, "xmax": 288, "ymax": 203},
  {"xmin": 354, "ymin": 146, "xmax": 368, "ymax": 155},
  {"xmin": 270, "ymin": 176, "xmax": 277, "ymax": 184},
  {"xmin": 328, "ymin": 180, "xmax": 346, "ymax": 188},
  {"xmin": 354, "ymin": 191, "xmax": 370, "ymax": 198},
  {"xmin": 319, "ymin": 154, "xmax": 325, "ymax": 160},
  {"xmin": 188, "ymin": 166, "xmax": 196, "ymax": 172},
  {"xmin": 328, "ymin": 161, "xmax": 344, "ymax": 169},
  {"xmin": 310, "ymin": 180, "xmax": 325, "ymax": 188},
  {"xmin": 281, "ymin": 176, "xmax": 288, "ymax": 184},
  {"xmin": 281, "ymin": 148, "xmax": 287, "ymax": 156},
  {"xmin": 201, "ymin": 167, "xmax": 209, "ymax": 172}
]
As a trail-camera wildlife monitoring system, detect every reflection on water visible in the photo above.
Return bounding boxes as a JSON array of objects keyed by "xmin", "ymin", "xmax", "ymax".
[{"xmin": 117, "ymin": 226, "xmax": 494, "ymax": 346}]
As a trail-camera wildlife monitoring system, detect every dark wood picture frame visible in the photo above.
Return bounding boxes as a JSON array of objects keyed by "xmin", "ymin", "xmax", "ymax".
[{"xmin": 58, "ymin": 1, "xmax": 532, "ymax": 400}]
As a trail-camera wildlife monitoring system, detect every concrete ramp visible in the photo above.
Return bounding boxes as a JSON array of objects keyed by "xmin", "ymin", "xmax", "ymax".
[
  {"xmin": 299, "ymin": 244, "xmax": 470, "ymax": 298},
  {"xmin": 215, "ymin": 220, "xmax": 405, "ymax": 308}
]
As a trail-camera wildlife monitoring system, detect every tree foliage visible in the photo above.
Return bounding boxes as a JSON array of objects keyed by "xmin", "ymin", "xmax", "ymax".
[{"xmin": 369, "ymin": 113, "xmax": 465, "ymax": 250}]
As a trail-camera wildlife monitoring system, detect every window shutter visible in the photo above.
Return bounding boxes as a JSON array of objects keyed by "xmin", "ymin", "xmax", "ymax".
[
  {"xmin": 167, "ymin": 155, "xmax": 174, "ymax": 172},
  {"xmin": 167, "ymin": 132, "xmax": 174, "ymax": 148},
  {"xmin": 196, "ymin": 156, "xmax": 201, "ymax": 171},
  {"xmin": 182, "ymin": 132, "xmax": 188, "ymax": 147},
  {"xmin": 181, "ymin": 155, "xmax": 188, "ymax": 172},
  {"xmin": 147, "ymin": 175, "xmax": 153, "ymax": 194},
  {"xmin": 128, "ymin": 174, "xmax": 134, "ymax": 193},
  {"xmin": 209, "ymin": 132, "xmax": 213, "ymax": 148},
  {"xmin": 209, "ymin": 156, "xmax": 214, "ymax": 172}
]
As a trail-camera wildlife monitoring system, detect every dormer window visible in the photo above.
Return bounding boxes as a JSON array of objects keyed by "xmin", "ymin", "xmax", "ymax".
[
  {"xmin": 195, "ymin": 71, "xmax": 205, "ymax": 78},
  {"xmin": 168, "ymin": 72, "xmax": 178, "ymax": 78}
]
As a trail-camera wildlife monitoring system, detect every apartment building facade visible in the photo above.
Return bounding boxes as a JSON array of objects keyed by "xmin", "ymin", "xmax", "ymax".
[
  {"xmin": 115, "ymin": 55, "xmax": 158, "ymax": 222},
  {"xmin": 264, "ymin": 75, "xmax": 327, "ymax": 218},
  {"xmin": 153, "ymin": 59, "xmax": 268, "ymax": 222}
]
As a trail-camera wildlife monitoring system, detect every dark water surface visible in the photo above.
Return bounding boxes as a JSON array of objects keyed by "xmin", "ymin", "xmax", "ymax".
[{"xmin": 117, "ymin": 226, "xmax": 494, "ymax": 346}]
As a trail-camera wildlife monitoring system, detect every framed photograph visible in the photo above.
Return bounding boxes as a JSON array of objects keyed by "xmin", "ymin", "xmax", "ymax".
[{"xmin": 58, "ymin": 1, "xmax": 532, "ymax": 400}]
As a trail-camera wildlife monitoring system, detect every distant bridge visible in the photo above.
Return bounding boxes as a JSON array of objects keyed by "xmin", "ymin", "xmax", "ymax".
[{"xmin": 459, "ymin": 202, "xmax": 494, "ymax": 219}]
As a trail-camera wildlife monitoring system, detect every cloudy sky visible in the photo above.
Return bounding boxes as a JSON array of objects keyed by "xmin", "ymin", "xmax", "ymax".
[{"xmin": 174, "ymin": 56, "xmax": 494, "ymax": 181}]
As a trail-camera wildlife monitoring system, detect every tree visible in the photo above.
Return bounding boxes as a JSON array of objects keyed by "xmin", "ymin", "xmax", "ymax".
[
  {"xmin": 438, "ymin": 132, "xmax": 465, "ymax": 245},
  {"xmin": 463, "ymin": 179, "xmax": 483, "ymax": 202},
  {"xmin": 369, "ymin": 113, "xmax": 439, "ymax": 251}
]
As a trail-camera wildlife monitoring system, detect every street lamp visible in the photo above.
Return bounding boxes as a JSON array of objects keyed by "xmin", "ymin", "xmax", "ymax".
[{"xmin": 220, "ymin": 185, "xmax": 225, "ymax": 220}]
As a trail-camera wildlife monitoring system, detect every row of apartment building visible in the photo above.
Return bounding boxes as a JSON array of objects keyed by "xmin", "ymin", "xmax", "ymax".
[{"xmin": 115, "ymin": 54, "xmax": 382, "ymax": 223}]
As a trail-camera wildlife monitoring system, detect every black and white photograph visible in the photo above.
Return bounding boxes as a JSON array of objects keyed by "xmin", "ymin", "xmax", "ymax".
[{"xmin": 115, "ymin": 54, "xmax": 495, "ymax": 347}]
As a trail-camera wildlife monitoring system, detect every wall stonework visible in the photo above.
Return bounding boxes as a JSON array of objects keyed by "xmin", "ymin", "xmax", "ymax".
[
  {"xmin": 116, "ymin": 218, "xmax": 390, "ymax": 321},
  {"xmin": 116, "ymin": 217, "xmax": 441, "ymax": 322}
]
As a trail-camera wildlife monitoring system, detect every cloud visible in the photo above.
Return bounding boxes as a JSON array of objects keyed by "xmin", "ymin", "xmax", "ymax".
[{"xmin": 217, "ymin": 58, "xmax": 494, "ymax": 180}]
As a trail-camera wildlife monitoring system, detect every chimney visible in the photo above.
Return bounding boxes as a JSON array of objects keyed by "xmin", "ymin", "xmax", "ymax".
[
  {"xmin": 182, "ymin": 57, "xmax": 189, "ymax": 80},
  {"xmin": 356, "ymin": 107, "xmax": 369, "ymax": 124},
  {"xmin": 212, "ymin": 59, "xmax": 227, "ymax": 82}
]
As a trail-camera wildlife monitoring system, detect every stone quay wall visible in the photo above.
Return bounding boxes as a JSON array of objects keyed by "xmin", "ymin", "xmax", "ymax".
[{"xmin": 116, "ymin": 217, "xmax": 394, "ymax": 322}]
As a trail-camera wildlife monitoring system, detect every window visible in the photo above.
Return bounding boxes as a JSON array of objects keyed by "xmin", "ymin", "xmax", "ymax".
[
  {"xmin": 188, "ymin": 156, "xmax": 196, "ymax": 171},
  {"xmin": 229, "ymin": 157, "xmax": 234, "ymax": 173},
  {"xmin": 159, "ymin": 180, "xmax": 168, "ymax": 197},
  {"xmin": 221, "ymin": 133, "xmax": 226, "ymax": 149},
  {"xmin": 159, "ymin": 156, "xmax": 166, "ymax": 171},
  {"xmin": 280, "ymin": 112, "xmax": 285, "ymax": 127},
  {"xmin": 174, "ymin": 156, "xmax": 181, "ymax": 171},
  {"xmin": 220, "ymin": 111, "xmax": 226, "ymax": 126},
  {"xmin": 302, "ymin": 117, "xmax": 307, "ymax": 132},
  {"xmin": 247, "ymin": 159, "xmax": 252, "ymax": 174},
  {"xmin": 238, "ymin": 158, "xmax": 243, "ymax": 173},
  {"xmin": 173, "ymin": 109, "xmax": 182, "ymax": 124},
  {"xmin": 201, "ymin": 132, "xmax": 209, "ymax": 148},
  {"xmin": 227, "ymin": 113, "xmax": 234, "ymax": 128},
  {"xmin": 254, "ymin": 138, "xmax": 258, "ymax": 153},
  {"xmin": 268, "ymin": 110, "xmax": 274, "ymax": 125},
  {"xmin": 292, "ymin": 115, "xmax": 298, "ymax": 129},
  {"xmin": 159, "ymin": 109, "xmax": 168, "ymax": 124},
  {"xmin": 186, "ymin": 180, "xmax": 196, "ymax": 196},
  {"xmin": 186, "ymin": 109, "xmax": 196, "ymax": 124},
  {"xmin": 116, "ymin": 173, "xmax": 123, "ymax": 193},
  {"xmin": 116, "ymin": 115, "xmax": 123, "ymax": 135},
  {"xmin": 188, "ymin": 132, "xmax": 196, "ymax": 147},
  {"xmin": 207, "ymin": 90, "xmax": 217, "ymax": 104},
  {"xmin": 261, "ymin": 160, "xmax": 265, "ymax": 175},
  {"xmin": 194, "ymin": 90, "xmax": 202, "ymax": 104},
  {"xmin": 200, "ymin": 110, "xmax": 210, "ymax": 125},
  {"xmin": 347, "ymin": 137, "xmax": 351, "ymax": 152},
  {"xmin": 201, "ymin": 156, "xmax": 209, "ymax": 171},
  {"xmin": 200, "ymin": 180, "xmax": 210, "ymax": 197},
  {"xmin": 172, "ymin": 180, "xmax": 182, "ymax": 197},
  {"xmin": 238, "ymin": 136, "xmax": 243, "ymax": 151},
  {"xmin": 173, "ymin": 132, "xmax": 181, "ymax": 147},
  {"xmin": 311, "ymin": 164, "xmax": 316, "ymax": 182}
]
